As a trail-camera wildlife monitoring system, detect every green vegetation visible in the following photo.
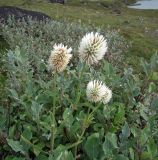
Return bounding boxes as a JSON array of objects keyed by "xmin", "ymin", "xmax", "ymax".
[
  {"xmin": 0, "ymin": 0, "xmax": 158, "ymax": 66},
  {"xmin": 0, "ymin": 1, "xmax": 158, "ymax": 160},
  {"xmin": 0, "ymin": 35, "xmax": 8, "ymax": 104},
  {"xmin": 0, "ymin": 17, "xmax": 158, "ymax": 160}
]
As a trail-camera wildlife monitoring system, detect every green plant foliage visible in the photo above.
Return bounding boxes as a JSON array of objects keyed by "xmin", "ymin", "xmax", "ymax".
[
  {"xmin": 84, "ymin": 133, "xmax": 100, "ymax": 159},
  {"xmin": 0, "ymin": 17, "xmax": 158, "ymax": 160}
]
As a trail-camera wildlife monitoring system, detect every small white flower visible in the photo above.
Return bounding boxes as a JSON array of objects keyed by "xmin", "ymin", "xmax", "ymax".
[
  {"xmin": 49, "ymin": 44, "xmax": 72, "ymax": 73},
  {"xmin": 102, "ymin": 86, "xmax": 112, "ymax": 104},
  {"xmin": 86, "ymin": 80, "xmax": 112, "ymax": 104},
  {"xmin": 86, "ymin": 80, "xmax": 107, "ymax": 103},
  {"xmin": 79, "ymin": 32, "xmax": 108, "ymax": 65}
]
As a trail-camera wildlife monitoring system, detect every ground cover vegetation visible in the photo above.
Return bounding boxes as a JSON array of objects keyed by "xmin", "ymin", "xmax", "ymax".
[
  {"xmin": 0, "ymin": 15, "xmax": 158, "ymax": 160},
  {"xmin": 0, "ymin": 0, "xmax": 158, "ymax": 65},
  {"xmin": 0, "ymin": 0, "xmax": 158, "ymax": 160}
]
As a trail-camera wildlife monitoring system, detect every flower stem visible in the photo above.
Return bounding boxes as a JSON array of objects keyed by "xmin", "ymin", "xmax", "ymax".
[
  {"xmin": 74, "ymin": 127, "xmax": 86, "ymax": 159},
  {"xmin": 75, "ymin": 63, "xmax": 86, "ymax": 105},
  {"xmin": 6, "ymin": 99, "xmax": 11, "ymax": 134},
  {"xmin": 74, "ymin": 103, "xmax": 101, "ymax": 159},
  {"xmin": 51, "ymin": 74, "xmax": 57, "ymax": 154},
  {"xmin": 89, "ymin": 103, "xmax": 102, "ymax": 117},
  {"xmin": 37, "ymin": 117, "xmax": 40, "ymax": 133}
]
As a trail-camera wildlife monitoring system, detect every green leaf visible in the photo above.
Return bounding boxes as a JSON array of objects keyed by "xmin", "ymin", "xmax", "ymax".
[
  {"xmin": 0, "ymin": 107, "xmax": 6, "ymax": 130},
  {"xmin": 140, "ymin": 106, "xmax": 148, "ymax": 121},
  {"xmin": 129, "ymin": 148, "xmax": 135, "ymax": 160},
  {"xmin": 147, "ymin": 138, "xmax": 157, "ymax": 158},
  {"xmin": 150, "ymin": 72, "xmax": 158, "ymax": 81},
  {"xmin": 103, "ymin": 105, "xmax": 111, "ymax": 120},
  {"xmin": 115, "ymin": 154, "xmax": 129, "ymax": 160},
  {"xmin": 9, "ymin": 89, "xmax": 19, "ymax": 100},
  {"xmin": 151, "ymin": 97, "xmax": 158, "ymax": 110},
  {"xmin": 50, "ymin": 145, "xmax": 65, "ymax": 160},
  {"xmin": 9, "ymin": 125, "xmax": 16, "ymax": 138},
  {"xmin": 141, "ymin": 152, "xmax": 152, "ymax": 160},
  {"xmin": 70, "ymin": 121, "xmax": 80, "ymax": 135},
  {"xmin": 109, "ymin": 133, "xmax": 118, "ymax": 149},
  {"xmin": 50, "ymin": 146, "xmax": 74, "ymax": 160},
  {"xmin": 35, "ymin": 154, "xmax": 48, "ymax": 160},
  {"xmin": 56, "ymin": 151, "xmax": 74, "ymax": 160},
  {"xmin": 103, "ymin": 132, "xmax": 118, "ymax": 157},
  {"xmin": 150, "ymin": 53, "xmax": 158, "ymax": 70},
  {"xmin": 7, "ymin": 139, "xmax": 25, "ymax": 154},
  {"xmin": 22, "ymin": 128, "xmax": 32, "ymax": 141},
  {"xmin": 63, "ymin": 108, "xmax": 74, "ymax": 128},
  {"xmin": 114, "ymin": 104, "xmax": 125, "ymax": 125},
  {"xmin": 140, "ymin": 127, "xmax": 150, "ymax": 145},
  {"xmin": 33, "ymin": 143, "xmax": 44, "ymax": 156},
  {"xmin": 122, "ymin": 122, "xmax": 130, "ymax": 138},
  {"xmin": 5, "ymin": 156, "xmax": 25, "ymax": 160},
  {"xmin": 148, "ymin": 82, "xmax": 156, "ymax": 93},
  {"xmin": 84, "ymin": 133, "xmax": 100, "ymax": 159},
  {"xmin": 140, "ymin": 58, "xmax": 150, "ymax": 76},
  {"xmin": 20, "ymin": 128, "xmax": 32, "ymax": 152},
  {"xmin": 131, "ymin": 127, "xmax": 139, "ymax": 137},
  {"xmin": 31, "ymin": 101, "xmax": 43, "ymax": 121}
]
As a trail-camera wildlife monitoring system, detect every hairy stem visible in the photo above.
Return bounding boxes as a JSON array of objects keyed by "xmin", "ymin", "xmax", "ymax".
[
  {"xmin": 75, "ymin": 63, "xmax": 86, "ymax": 105},
  {"xmin": 74, "ymin": 103, "xmax": 101, "ymax": 159},
  {"xmin": 51, "ymin": 74, "xmax": 57, "ymax": 154},
  {"xmin": 74, "ymin": 127, "xmax": 86, "ymax": 159}
]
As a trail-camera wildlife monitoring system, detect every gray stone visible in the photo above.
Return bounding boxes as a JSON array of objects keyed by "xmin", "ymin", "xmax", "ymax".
[
  {"xmin": 49, "ymin": 0, "xmax": 65, "ymax": 4},
  {"xmin": 0, "ymin": 6, "xmax": 50, "ymax": 22}
]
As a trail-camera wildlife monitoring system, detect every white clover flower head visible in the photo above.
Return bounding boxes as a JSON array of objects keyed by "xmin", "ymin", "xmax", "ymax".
[
  {"xmin": 86, "ymin": 80, "xmax": 107, "ymax": 103},
  {"xmin": 79, "ymin": 32, "xmax": 108, "ymax": 65},
  {"xmin": 49, "ymin": 43, "xmax": 72, "ymax": 73},
  {"xmin": 86, "ymin": 80, "xmax": 112, "ymax": 104},
  {"xmin": 102, "ymin": 86, "xmax": 112, "ymax": 104}
]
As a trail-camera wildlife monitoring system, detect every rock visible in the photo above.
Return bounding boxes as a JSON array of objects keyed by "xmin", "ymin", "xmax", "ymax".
[
  {"xmin": 112, "ymin": 8, "xmax": 121, "ymax": 15},
  {"xmin": 0, "ymin": 6, "xmax": 50, "ymax": 22},
  {"xmin": 49, "ymin": 0, "xmax": 65, "ymax": 4},
  {"xmin": 100, "ymin": 2, "xmax": 110, "ymax": 8}
]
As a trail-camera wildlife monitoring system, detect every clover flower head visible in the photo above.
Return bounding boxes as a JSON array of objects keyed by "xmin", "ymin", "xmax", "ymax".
[
  {"xmin": 49, "ymin": 43, "xmax": 72, "ymax": 73},
  {"xmin": 86, "ymin": 80, "xmax": 112, "ymax": 104},
  {"xmin": 79, "ymin": 32, "xmax": 108, "ymax": 65},
  {"xmin": 86, "ymin": 80, "xmax": 107, "ymax": 103},
  {"xmin": 102, "ymin": 86, "xmax": 112, "ymax": 104}
]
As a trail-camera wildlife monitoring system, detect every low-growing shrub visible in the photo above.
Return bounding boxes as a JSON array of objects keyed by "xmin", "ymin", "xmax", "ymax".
[
  {"xmin": 0, "ymin": 17, "xmax": 158, "ymax": 160},
  {"xmin": 0, "ymin": 17, "xmax": 128, "ymax": 69}
]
